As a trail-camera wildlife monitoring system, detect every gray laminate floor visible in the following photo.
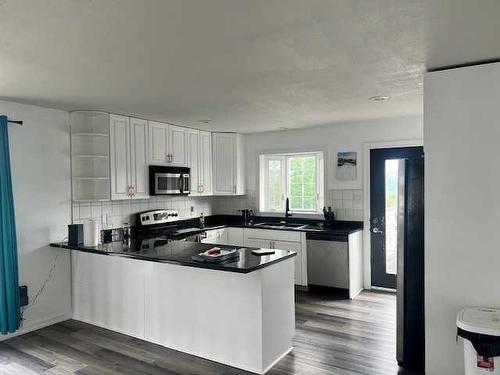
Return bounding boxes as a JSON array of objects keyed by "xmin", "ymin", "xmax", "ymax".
[{"xmin": 0, "ymin": 290, "xmax": 422, "ymax": 374}]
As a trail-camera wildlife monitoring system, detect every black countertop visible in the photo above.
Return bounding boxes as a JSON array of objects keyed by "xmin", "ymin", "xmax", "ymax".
[
  {"xmin": 50, "ymin": 239, "xmax": 296, "ymax": 274},
  {"xmin": 196, "ymin": 215, "xmax": 363, "ymax": 241}
]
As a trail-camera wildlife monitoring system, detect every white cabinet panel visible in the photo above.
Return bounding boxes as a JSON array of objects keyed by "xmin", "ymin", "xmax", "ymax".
[
  {"xmin": 213, "ymin": 133, "xmax": 245, "ymax": 195},
  {"xmin": 168, "ymin": 125, "xmax": 188, "ymax": 166},
  {"xmin": 201, "ymin": 228, "xmax": 228, "ymax": 245},
  {"xmin": 243, "ymin": 228, "xmax": 307, "ymax": 286},
  {"xmin": 188, "ymin": 129, "xmax": 213, "ymax": 196},
  {"xmin": 243, "ymin": 228, "xmax": 301, "ymax": 242},
  {"xmin": 199, "ymin": 131, "xmax": 212, "ymax": 195},
  {"xmin": 187, "ymin": 129, "xmax": 200, "ymax": 195},
  {"xmin": 110, "ymin": 114, "xmax": 130, "ymax": 200},
  {"xmin": 149, "ymin": 121, "xmax": 168, "ymax": 164},
  {"xmin": 110, "ymin": 115, "xmax": 149, "ymax": 200},
  {"xmin": 227, "ymin": 227, "xmax": 244, "ymax": 246},
  {"xmin": 72, "ymin": 252, "xmax": 146, "ymax": 338},
  {"xmin": 130, "ymin": 117, "xmax": 149, "ymax": 199},
  {"xmin": 148, "ymin": 122, "xmax": 188, "ymax": 167},
  {"xmin": 245, "ymin": 238, "xmax": 272, "ymax": 249},
  {"xmin": 273, "ymin": 240, "xmax": 304, "ymax": 287}
]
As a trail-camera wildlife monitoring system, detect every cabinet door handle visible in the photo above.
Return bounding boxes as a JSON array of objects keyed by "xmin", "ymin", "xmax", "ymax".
[{"xmin": 169, "ymin": 153, "xmax": 173, "ymax": 163}]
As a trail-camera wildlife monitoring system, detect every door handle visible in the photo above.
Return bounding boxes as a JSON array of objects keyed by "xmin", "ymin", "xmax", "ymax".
[{"xmin": 372, "ymin": 227, "xmax": 383, "ymax": 234}]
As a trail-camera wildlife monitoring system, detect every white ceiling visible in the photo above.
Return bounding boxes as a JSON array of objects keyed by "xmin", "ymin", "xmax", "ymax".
[{"xmin": 0, "ymin": 0, "xmax": 499, "ymax": 133}]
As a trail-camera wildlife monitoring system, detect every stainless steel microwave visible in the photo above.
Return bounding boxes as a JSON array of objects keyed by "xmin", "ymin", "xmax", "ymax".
[{"xmin": 149, "ymin": 166, "xmax": 190, "ymax": 195}]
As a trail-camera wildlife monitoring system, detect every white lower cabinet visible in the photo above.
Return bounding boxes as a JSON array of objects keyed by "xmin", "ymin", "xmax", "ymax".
[
  {"xmin": 227, "ymin": 227, "xmax": 244, "ymax": 246},
  {"xmin": 201, "ymin": 228, "xmax": 228, "ymax": 245},
  {"xmin": 243, "ymin": 228, "xmax": 307, "ymax": 286}
]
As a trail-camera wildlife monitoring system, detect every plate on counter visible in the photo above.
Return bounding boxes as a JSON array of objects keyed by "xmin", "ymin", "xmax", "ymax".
[{"xmin": 191, "ymin": 247, "xmax": 240, "ymax": 263}]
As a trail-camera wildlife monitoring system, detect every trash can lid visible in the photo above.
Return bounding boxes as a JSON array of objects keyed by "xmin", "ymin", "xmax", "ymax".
[{"xmin": 457, "ymin": 307, "xmax": 500, "ymax": 336}]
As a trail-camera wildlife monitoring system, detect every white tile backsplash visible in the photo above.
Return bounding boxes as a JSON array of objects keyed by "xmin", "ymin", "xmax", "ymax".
[
  {"xmin": 73, "ymin": 188, "xmax": 365, "ymax": 228},
  {"xmin": 212, "ymin": 188, "xmax": 364, "ymax": 222},
  {"xmin": 72, "ymin": 195, "xmax": 216, "ymax": 227},
  {"xmin": 327, "ymin": 189, "xmax": 364, "ymax": 221}
]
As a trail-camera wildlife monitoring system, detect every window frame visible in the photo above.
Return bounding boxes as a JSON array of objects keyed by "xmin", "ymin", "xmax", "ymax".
[{"xmin": 259, "ymin": 151, "xmax": 324, "ymax": 215}]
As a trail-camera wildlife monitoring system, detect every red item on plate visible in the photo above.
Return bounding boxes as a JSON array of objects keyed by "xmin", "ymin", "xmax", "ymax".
[{"xmin": 205, "ymin": 247, "xmax": 221, "ymax": 256}]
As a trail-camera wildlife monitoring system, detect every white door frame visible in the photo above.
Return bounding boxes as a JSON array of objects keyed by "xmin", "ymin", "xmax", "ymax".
[{"xmin": 362, "ymin": 139, "xmax": 423, "ymax": 289}]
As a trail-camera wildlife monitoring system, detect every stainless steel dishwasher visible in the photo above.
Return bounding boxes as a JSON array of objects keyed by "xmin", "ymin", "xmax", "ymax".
[{"xmin": 306, "ymin": 234, "xmax": 349, "ymax": 289}]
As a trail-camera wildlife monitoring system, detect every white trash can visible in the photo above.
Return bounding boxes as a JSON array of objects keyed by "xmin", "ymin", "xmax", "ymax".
[{"xmin": 457, "ymin": 307, "xmax": 500, "ymax": 374}]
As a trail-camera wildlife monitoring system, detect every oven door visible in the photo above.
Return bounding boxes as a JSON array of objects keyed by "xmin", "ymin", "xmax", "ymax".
[{"xmin": 155, "ymin": 173, "xmax": 183, "ymax": 194}]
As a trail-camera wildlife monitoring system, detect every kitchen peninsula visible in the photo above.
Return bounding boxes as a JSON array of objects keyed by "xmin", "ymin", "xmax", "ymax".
[{"xmin": 51, "ymin": 240, "xmax": 296, "ymax": 374}]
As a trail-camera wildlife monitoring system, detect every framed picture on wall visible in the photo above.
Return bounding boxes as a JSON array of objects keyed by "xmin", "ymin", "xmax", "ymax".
[{"xmin": 336, "ymin": 151, "xmax": 357, "ymax": 180}]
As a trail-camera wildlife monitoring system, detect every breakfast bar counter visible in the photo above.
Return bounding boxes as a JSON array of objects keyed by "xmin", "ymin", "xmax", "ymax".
[{"xmin": 50, "ymin": 240, "xmax": 296, "ymax": 374}]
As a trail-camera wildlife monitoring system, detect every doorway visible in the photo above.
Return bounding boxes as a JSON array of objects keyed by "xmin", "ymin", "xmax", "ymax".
[{"xmin": 369, "ymin": 146, "xmax": 423, "ymax": 289}]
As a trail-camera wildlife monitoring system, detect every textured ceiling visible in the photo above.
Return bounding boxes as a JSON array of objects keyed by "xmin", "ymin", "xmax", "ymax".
[{"xmin": 0, "ymin": 0, "xmax": 499, "ymax": 133}]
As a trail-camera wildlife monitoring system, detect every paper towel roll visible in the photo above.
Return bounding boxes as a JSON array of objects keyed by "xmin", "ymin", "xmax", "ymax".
[{"xmin": 83, "ymin": 219, "xmax": 99, "ymax": 247}]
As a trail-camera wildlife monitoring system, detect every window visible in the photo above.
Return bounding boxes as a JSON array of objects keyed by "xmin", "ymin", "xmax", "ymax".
[{"xmin": 259, "ymin": 152, "xmax": 324, "ymax": 214}]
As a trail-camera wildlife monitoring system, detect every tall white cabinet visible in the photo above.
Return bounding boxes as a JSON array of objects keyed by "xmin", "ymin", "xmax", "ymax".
[
  {"xmin": 212, "ymin": 133, "xmax": 245, "ymax": 195},
  {"xmin": 110, "ymin": 114, "xmax": 149, "ymax": 200},
  {"xmin": 187, "ymin": 129, "xmax": 213, "ymax": 196},
  {"xmin": 148, "ymin": 121, "xmax": 188, "ymax": 167}
]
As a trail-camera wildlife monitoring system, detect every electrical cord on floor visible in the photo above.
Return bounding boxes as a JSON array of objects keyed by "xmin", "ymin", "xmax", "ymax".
[{"xmin": 20, "ymin": 236, "xmax": 67, "ymax": 323}]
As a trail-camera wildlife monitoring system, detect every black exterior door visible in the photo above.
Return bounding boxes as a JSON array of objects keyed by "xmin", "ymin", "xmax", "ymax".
[{"xmin": 370, "ymin": 146, "xmax": 423, "ymax": 289}]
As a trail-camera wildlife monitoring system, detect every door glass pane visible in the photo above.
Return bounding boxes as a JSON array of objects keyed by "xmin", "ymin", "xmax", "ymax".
[
  {"xmin": 267, "ymin": 159, "xmax": 282, "ymax": 211},
  {"xmin": 385, "ymin": 159, "xmax": 399, "ymax": 275}
]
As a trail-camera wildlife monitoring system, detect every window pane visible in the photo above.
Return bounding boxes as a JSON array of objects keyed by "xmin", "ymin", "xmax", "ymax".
[
  {"xmin": 385, "ymin": 159, "xmax": 399, "ymax": 275},
  {"xmin": 288, "ymin": 155, "xmax": 316, "ymax": 211},
  {"xmin": 267, "ymin": 159, "xmax": 282, "ymax": 211}
]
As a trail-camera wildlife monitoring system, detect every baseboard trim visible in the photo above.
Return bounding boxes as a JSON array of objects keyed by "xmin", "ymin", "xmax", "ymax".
[
  {"xmin": 370, "ymin": 286, "xmax": 396, "ymax": 293},
  {"xmin": 0, "ymin": 313, "xmax": 71, "ymax": 341}
]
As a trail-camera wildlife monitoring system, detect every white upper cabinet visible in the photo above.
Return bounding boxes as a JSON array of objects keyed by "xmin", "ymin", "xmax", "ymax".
[
  {"xmin": 110, "ymin": 114, "xmax": 131, "ymax": 200},
  {"xmin": 149, "ymin": 121, "xmax": 168, "ymax": 164},
  {"xmin": 148, "ymin": 121, "xmax": 188, "ymax": 167},
  {"xmin": 110, "ymin": 114, "xmax": 149, "ymax": 200},
  {"xmin": 168, "ymin": 125, "xmax": 188, "ymax": 166},
  {"xmin": 187, "ymin": 129, "xmax": 200, "ymax": 195},
  {"xmin": 199, "ymin": 131, "xmax": 213, "ymax": 195},
  {"xmin": 129, "ymin": 118, "xmax": 149, "ymax": 199},
  {"xmin": 187, "ymin": 129, "xmax": 213, "ymax": 196},
  {"xmin": 212, "ymin": 133, "xmax": 245, "ymax": 195}
]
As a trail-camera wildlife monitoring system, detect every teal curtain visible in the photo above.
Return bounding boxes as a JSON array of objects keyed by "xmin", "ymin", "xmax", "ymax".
[{"xmin": 0, "ymin": 115, "xmax": 20, "ymax": 334}]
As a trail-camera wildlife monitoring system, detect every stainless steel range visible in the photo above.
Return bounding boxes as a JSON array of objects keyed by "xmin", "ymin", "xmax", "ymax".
[{"xmin": 136, "ymin": 209, "xmax": 203, "ymax": 243}]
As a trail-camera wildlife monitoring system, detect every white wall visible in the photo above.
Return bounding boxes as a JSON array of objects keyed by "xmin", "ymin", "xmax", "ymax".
[
  {"xmin": 244, "ymin": 115, "xmax": 423, "ymax": 213},
  {"xmin": 0, "ymin": 101, "xmax": 72, "ymax": 339},
  {"xmin": 425, "ymin": 63, "xmax": 500, "ymax": 374}
]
